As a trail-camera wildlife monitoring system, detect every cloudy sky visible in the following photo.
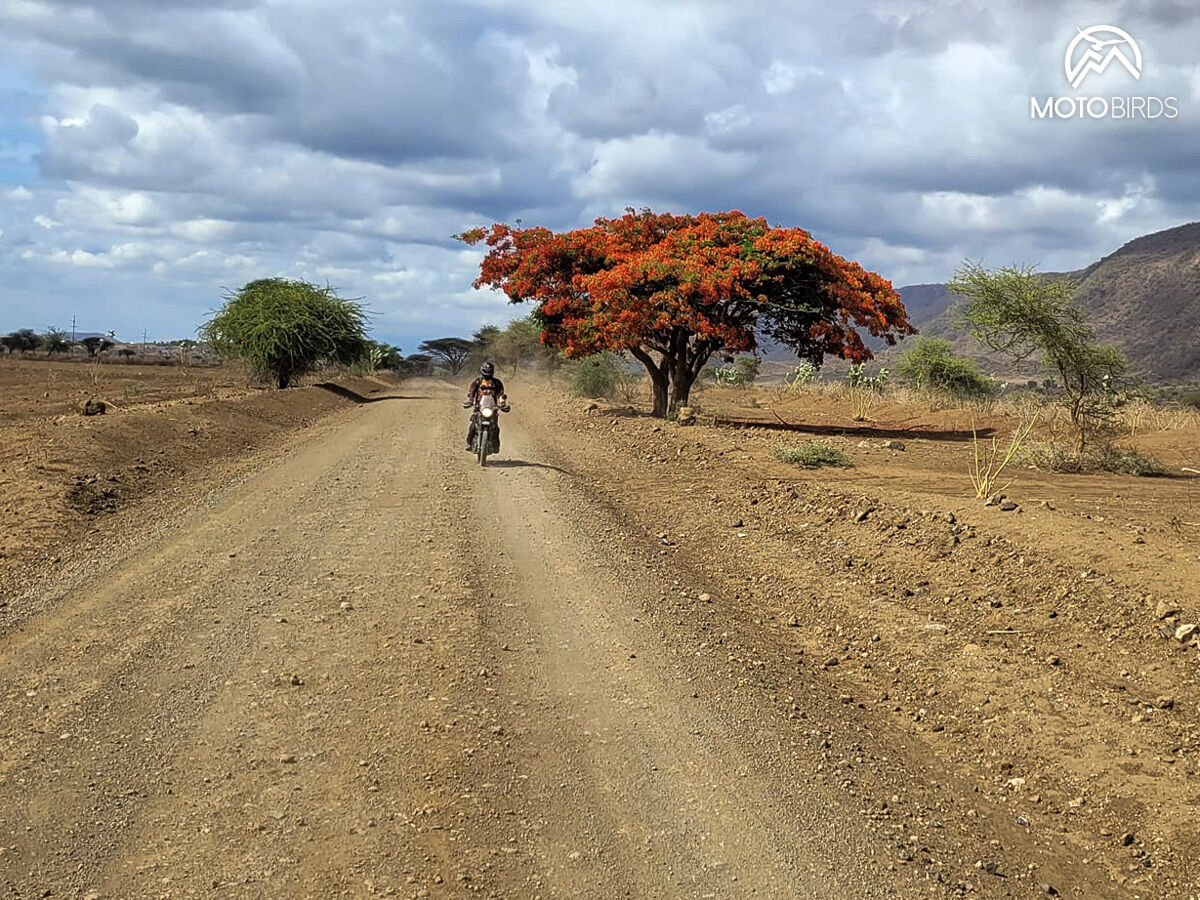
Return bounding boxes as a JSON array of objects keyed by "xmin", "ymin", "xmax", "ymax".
[{"xmin": 0, "ymin": 0, "xmax": 1197, "ymax": 348}]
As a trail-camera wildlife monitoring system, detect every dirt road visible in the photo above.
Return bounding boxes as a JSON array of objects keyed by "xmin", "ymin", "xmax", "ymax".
[
  {"xmin": 2, "ymin": 381, "xmax": 935, "ymax": 898},
  {"xmin": 6, "ymin": 378, "xmax": 1195, "ymax": 898}
]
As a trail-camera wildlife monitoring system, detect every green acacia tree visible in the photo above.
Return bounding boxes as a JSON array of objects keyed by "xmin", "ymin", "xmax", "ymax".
[
  {"xmin": 200, "ymin": 278, "xmax": 369, "ymax": 388},
  {"xmin": 41, "ymin": 328, "xmax": 71, "ymax": 356},
  {"xmin": 81, "ymin": 336, "xmax": 115, "ymax": 358},
  {"xmin": 949, "ymin": 262, "xmax": 1129, "ymax": 451},
  {"xmin": 418, "ymin": 338, "xmax": 474, "ymax": 375}
]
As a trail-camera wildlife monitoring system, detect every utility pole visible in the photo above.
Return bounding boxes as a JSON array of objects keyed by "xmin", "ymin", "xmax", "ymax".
[
  {"xmin": 142, "ymin": 328, "xmax": 148, "ymax": 347},
  {"xmin": 71, "ymin": 315, "xmax": 76, "ymax": 342}
]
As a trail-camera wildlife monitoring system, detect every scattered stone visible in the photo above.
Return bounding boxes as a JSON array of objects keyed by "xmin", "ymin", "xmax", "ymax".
[
  {"xmin": 731, "ymin": 518, "xmax": 744, "ymax": 528},
  {"xmin": 855, "ymin": 508, "xmax": 873, "ymax": 523},
  {"xmin": 882, "ymin": 440, "xmax": 905, "ymax": 450},
  {"xmin": 676, "ymin": 406, "xmax": 696, "ymax": 426},
  {"xmin": 787, "ymin": 615, "xmax": 800, "ymax": 627},
  {"xmin": 82, "ymin": 399, "xmax": 106, "ymax": 416},
  {"xmin": 1038, "ymin": 883, "xmax": 1059, "ymax": 896},
  {"xmin": 984, "ymin": 493, "xmax": 1004, "ymax": 507},
  {"xmin": 1015, "ymin": 815, "xmax": 1030, "ymax": 826},
  {"xmin": 1121, "ymin": 832, "xmax": 1135, "ymax": 846},
  {"xmin": 999, "ymin": 500, "xmax": 1018, "ymax": 512},
  {"xmin": 857, "ymin": 440, "xmax": 872, "ymax": 449},
  {"xmin": 1156, "ymin": 599, "xmax": 1180, "ymax": 620},
  {"xmin": 279, "ymin": 753, "xmax": 297, "ymax": 764},
  {"xmin": 823, "ymin": 656, "xmax": 839, "ymax": 667},
  {"xmin": 339, "ymin": 600, "xmax": 353, "ymax": 610},
  {"xmin": 1156, "ymin": 695, "xmax": 1175, "ymax": 710},
  {"xmin": 1174, "ymin": 623, "xmax": 1197, "ymax": 642},
  {"xmin": 584, "ymin": 402, "xmax": 599, "ymax": 413},
  {"xmin": 698, "ymin": 593, "xmax": 711, "ymax": 603},
  {"xmin": 1047, "ymin": 655, "xmax": 1061, "ymax": 667}
]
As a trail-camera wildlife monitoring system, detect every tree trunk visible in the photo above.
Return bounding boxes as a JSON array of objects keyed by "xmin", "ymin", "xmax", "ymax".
[
  {"xmin": 669, "ymin": 347, "xmax": 689, "ymax": 410},
  {"xmin": 671, "ymin": 363, "xmax": 699, "ymax": 409},
  {"xmin": 669, "ymin": 335, "xmax": 719, "ymax": 411},
  {"xmin": 630, "ymin": 346, "xmax": 669, "ymax": 417},
  {"xmin": 650, "ymin": 375, "xmax": 668, "ymax": 417}
]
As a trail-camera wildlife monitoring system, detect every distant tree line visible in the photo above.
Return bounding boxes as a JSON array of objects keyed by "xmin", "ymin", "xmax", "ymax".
[
  {"xmin": 0, "ymin": 328, "xmax": 116, "ymax": 356},
  {"xmin": 0, "ymin": 327, "xmax": 208, "ymax": 363}
]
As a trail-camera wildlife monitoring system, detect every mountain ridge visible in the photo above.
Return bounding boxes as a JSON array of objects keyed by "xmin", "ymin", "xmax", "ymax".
[{"xmin": 887, "ymin": 222, "xmax": 1200, "ymax": 383}]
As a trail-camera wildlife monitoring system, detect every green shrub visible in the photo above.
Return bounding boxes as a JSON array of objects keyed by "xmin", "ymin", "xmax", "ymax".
[
  {"xmin": 785, "ymin": 361, "xmax": 819, "ymax": 388},
  {"xmin": 773, "ymin": 441, "xmax": 853, "ymax": 468},
  {"xmin": 711, "ymin": 355, "xmax": 761, "ymax": 387},
  {"xmin": 353, "ymin": 341, "xmax": 403, "ymax": 374},
  {"xmin": 565, "ymin": 353, "xmax": 634, "ymax": 399},
  {"xmin": 898, "ymin": 337, "xmax": 997, "ymax": 400},
  {"xmin": 713, "ymin": 365, "xmax": 740, "ymax": 385},
  {"xmin": 200, "ymin": 278, "xmax": 369, "ymax": 388},
  {"xmin": 735, "ymin": 355, "xmax": 759, "ymax": 384}
]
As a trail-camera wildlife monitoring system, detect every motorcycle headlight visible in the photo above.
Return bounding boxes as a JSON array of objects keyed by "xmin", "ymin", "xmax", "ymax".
[{"xmin": 480, "ymin": 407, "xmax": 494, "ymax": 418}]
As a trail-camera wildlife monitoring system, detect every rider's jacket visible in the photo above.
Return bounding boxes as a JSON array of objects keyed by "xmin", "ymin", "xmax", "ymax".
[{"xmin": 466, "ymin": 376, "xmax": 505, "ymax": 406}]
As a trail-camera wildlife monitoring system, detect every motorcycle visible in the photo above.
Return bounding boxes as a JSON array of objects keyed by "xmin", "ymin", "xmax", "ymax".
[{"xmin": 465, "ymin": 393, "xmax": 510, "ymax": 467}]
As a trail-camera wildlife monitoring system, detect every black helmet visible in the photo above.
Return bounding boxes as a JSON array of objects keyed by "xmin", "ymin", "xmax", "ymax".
[{"xmin": 480, "ymin": 361, "xmax": 495, "ymax": 377}]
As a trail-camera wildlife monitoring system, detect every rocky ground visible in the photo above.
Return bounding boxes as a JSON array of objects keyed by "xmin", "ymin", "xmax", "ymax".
[{"xmin": 1, "ymin": 375, "xmax": 1198, "ymax": 898}]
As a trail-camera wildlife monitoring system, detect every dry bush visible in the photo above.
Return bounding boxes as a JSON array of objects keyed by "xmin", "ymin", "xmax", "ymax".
[
  {"xmin": 615, "ymin": 372, "xmax": 645, "ymax": 405},
  {"xmin": 1119, "ymin": 398, "xmax": 1200, "ymax": 436},
  {"xmin": 845, "ymin": 386, "xmax": 881, "ymax": 422},
  {"xmin": 1021, "ymin": 442, "xmax": 1164, "ymax": 476},
  {"xmin": 987, "ymin": 391, "xmax": 1047, "ymax": 422},
  {"xmin": 774, "ymin": 441, "xmax": 852, "ymax": 468},
  {"xmin": 968, "ymin": 417, "xmax": 1036, "ymax": 498}
]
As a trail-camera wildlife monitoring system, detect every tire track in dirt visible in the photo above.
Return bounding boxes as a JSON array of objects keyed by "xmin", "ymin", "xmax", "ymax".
[{"xmin": 436, "ymin": 412, "xmax": 909, "ymax": 898}]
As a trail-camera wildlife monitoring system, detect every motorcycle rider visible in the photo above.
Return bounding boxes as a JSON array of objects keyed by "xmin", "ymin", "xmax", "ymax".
[{"xmin": 464, "ymin": 361, "xmax": 507, "ymax": 452}]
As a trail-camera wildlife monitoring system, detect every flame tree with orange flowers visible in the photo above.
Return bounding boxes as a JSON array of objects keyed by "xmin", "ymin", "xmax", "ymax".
[{"xmin": 459, "ymin": 209, "xmax": 914, "ymax": 418}]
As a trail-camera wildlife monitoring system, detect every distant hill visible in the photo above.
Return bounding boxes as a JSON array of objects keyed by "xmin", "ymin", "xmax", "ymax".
[
  {"xmin": 758, "ymin": 223, "xmax": 1200, "ymax": 383},
  {"xmin": 1069, "ymin": 223, "xmax": 1200, "ymax": 383},
  {"xmin": 889, "ymin": 223, "xmax": 1200, "ymax": 384}
]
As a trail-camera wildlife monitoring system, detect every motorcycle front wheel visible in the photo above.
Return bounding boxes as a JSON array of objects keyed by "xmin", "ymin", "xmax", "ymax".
[{"xmin": 477, "ymin": 426, "xmax": 488, "ymax": 467}]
